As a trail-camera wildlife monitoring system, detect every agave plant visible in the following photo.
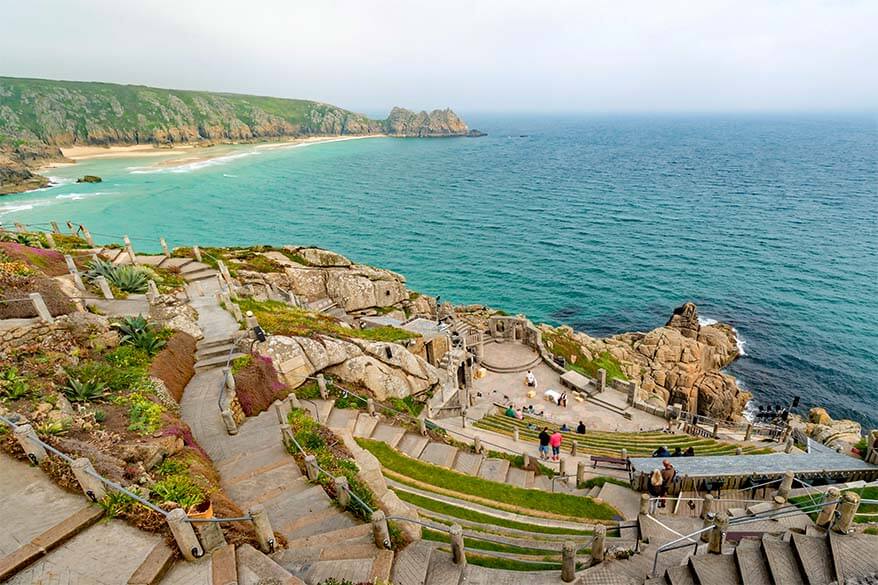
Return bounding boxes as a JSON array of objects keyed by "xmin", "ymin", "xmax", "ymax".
[
  {"xmin": 63, "ymin": 377, "xmax": 108, "ymax": 403},
  {"xmin": 85, "ymin": 259, "xmax": 150, "ymax": 293},
  {"xmin": 113, "ymin": 315, "xmax": 166, "ymax": 355},
  {"xmin": 0, "ymin": 231, "xmax": 44, "ymax": 248}
]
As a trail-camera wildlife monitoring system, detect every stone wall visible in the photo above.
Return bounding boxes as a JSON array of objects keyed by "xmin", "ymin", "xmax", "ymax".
[{"xmin": 0, "ymin": 313, "xmax": 114, "ymax": 357}]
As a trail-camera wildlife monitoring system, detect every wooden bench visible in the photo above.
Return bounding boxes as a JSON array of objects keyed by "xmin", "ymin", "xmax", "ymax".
[{"xmin": 591, "ymin": 455, "xmax": 631, "ymax": 471}]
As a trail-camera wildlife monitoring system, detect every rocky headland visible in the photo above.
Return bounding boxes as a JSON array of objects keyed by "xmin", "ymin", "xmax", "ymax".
[{"xmin": 0, "ymin": 76, "xmax": 483, "ymax": 194}]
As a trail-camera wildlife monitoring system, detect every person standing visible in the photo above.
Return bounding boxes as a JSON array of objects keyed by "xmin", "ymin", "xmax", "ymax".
[
  {"xmin": 659, "ymin": 459, "xmax": 677, "ymax": 508},
  {"xmin": 526, "ymin": 370, "xmax": 537, "ymax": 388},
  {"xmin": 538, "ymin": 427, "xmax": 550, "ymax": 460},
  {"xmin": 550, "ymin": 429, "xmax": 563, "ymax": 462}
]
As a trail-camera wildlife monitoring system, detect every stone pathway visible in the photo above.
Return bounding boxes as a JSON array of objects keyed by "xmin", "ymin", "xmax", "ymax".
[{"xmin": 177, "ymin": 270, "xmax": 390, "ymax": 584}]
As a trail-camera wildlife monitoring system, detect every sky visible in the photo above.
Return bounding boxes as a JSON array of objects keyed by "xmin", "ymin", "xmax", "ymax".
[{"xmin": 3, "ymin": 0, "xmax": 876, "ymax": 113}]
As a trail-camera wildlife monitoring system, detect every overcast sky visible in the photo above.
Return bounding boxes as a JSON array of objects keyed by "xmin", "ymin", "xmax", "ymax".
[{"xmin": 4, "ymin": 0, "xmax": 876, "ymax": 113}]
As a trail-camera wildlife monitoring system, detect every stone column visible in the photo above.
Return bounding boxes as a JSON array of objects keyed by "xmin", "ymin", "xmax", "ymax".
[
  {"xmin": 571, "ymin": 441, "xmax": 578, "ymax": 457},
  {"xmin": 816, "ymin": 487, "xmax": 841, "ymax": 528},
  {"xmin": 450, "ymin": 524, "xmax": 466, "ymax": 566},
  {"xmin": 577, "ymin": 461, "xmax": 586, "ymax": 487},
  {"xmin": 304, "ymin": 455, "xmax": 319, "ymax": 481},
  {"xmin": 523, "ymin": 453, "xmax": 531, "ymax": 468},
  {"xmin": 562, "ymin": 541, "xmax": 576, "ymax": 580},
  {"xmin": 230, "ymin": 302, "xmax": 244, "ymax": 323},
  {"xmin": 288, "ymin": 393, "xmax": 301, "ymax": 410},
  {"xmin": 371, "ymin": 510, "xmax": 391, "ymax": 549},
  {"xmin": 626, "ymin": 381, "xmax": 637, "ymax": 406},
  {"xmin": 123, "ymin": 235, "xmax": 136, "ymax": 264},
  {"xmin": 559, "ymin": 458, "xmax": 567, "ymax": 479},
  {"xmin": 513, "ymin": 428, "xmax": 519, "ymax": 442},
  {"xmin": 335, "ymin": 476, "xmax": 351, "ymax": 509},
  {"xmin": 221, "ymin": 410, "xmax": 238, "ymax": 435},
  {"xmin": 14, "ymin": 424, "xmax": 47, "ymax": 464},
  {"xmin": 775, "ymin": 471, "xmax": 795, "ymax": 503},
  {"xmin": 273, "ymin": 400, "xmax": 288, "ymax": 425},
  {"xmin": 473, "ymin": 436, "xmax": 482, "ymax": 454},
  {"xmin": 166, "ymin": 508, "xmax": 203, "ymax": 561},
  {"xmin": 50, "ymin": 221, "xmax": 61, "ymax": 234},
  {"xmin": 708, "ymin": 513, "xmax": 728, "ymax": 554},
  {"xmin": 317, "ymin": 374, "xmax": 328, "ymax": 399},
  {"xmin": 419, "ymin": 418, "xmax": 427, "ymax": 436},
  {"xmin": 80, "ymin": 226, "xmax": 94, "ymax": 247},
  {"xmin": 834, "ymin": 492, "xmax": 861, "ymax": 534},
  {"xmin": 160, "ymin": 237, "xmax": 170, "ymax": 257},
  {"xmin": 735, "ymin": 447, "xmax": 743, "ymax": 455},
  {"xmin": 14, "ymin": 222, "xmax": 26, "ymax": 233},
  {"xmin": 146, "ymin": 280, "xmax": 160, "ymax": 304},
  {"xmin": 195, "ymin": 520, "xmax": 226, "ymax": 553},
  {"xmin": 597, "ymin": 368, "xmax": 606, "ymax": 393},
  {"xmin": 95, "ymin": 276, "xmax": 114, "ymax": 300},
  {"xmin": 640, "ymin": 493, "xmax": 650, "ymax": 515},
  {"xmin": 475, "ymin": 332, "xmax": 484, "ymax": 361},
  {"xmin": 591, "ymin": 525, "xmax": 606, "ymax": 565},
  {"xmin": 44, "ymin": 232, "xmax": 56, "ymax": 249},
  {"xmin": 193, "ymin": 246, "xmax": 202, "ymax": 262},
  {"xmin": 64, "ymin": 254, "xmax": 86, "ymax": 291},
  {"xmin": 28, "ymin": 293, "xmax": 54, "ymax": 323},
  {"xmin": 784, "ymin": 436, "xmax": 795, "ymax": 453},
  {"xmin": 71, "ymin": 458, "xmax": 107, "ymax": 502},
  {"xmin": 250, "ymin": 505, "xmax": 276, "ymax": 553},
  {"xmin": 744, "ymin": 423, "xmax": 753, "ymax": 442},
  {"xmin": 701, "ymin": 511, "xmax": 715, "ymax": 543},
  {"xmin": 367, "ymin": 398, "xmax": 375, "ymax": 416},
  {"xmin": 279, "ymin": 424, "xmax": 293, "ymax": 447}
]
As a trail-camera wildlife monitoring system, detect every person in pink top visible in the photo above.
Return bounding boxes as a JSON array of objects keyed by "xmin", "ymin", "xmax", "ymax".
[{"xmin": 549, "ymin": 430, "xmax": 563, "ymax": 461}]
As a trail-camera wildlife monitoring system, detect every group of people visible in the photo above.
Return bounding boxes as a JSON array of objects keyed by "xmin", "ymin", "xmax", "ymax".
[
  {"xmin": 651, "ymin": 445, "xmax": 695, "ymax": 457},
  {"xmin": 504, "ymin": 404, "xmax": 545, "ymax": 420},
  {"xmin": 537, "ymin": 427, "xmax": 564, "ymax": 461},
  {"xmin": 647, "ymin": 459, "xmax": 677, "ymax": 509}
]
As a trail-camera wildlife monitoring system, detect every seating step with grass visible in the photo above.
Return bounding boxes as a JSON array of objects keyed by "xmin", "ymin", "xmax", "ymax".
[{"xmin": 473, "ymin": 413, "xmax": 771, "ymax": 458}]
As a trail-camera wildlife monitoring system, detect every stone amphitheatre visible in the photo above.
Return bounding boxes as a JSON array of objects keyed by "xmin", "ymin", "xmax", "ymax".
[{"xmin": 1, "ymin": 222, "xmax": 877, "ymax": 585}]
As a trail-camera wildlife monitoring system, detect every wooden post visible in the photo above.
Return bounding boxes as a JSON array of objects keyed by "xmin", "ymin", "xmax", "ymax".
[
  {"xmin": 371, "ymin": 510, "xmax": 391, "ymax": 549},
  {"xmin": 744, "ymin": 423, "xmax": 753, "ymax": 442},
  {"xmin": 701, "ymin": 510, "xmax": 715, "ymax": 542},
  {"xmin": 700, "ymin": 493, "xmax": 714, "ymax": 519},
  {"xmin": 14, "ymin": 424, "xmax": 47, "ymax": 465},
  {"xmin": 95, "ymin": 275, "xmax": 114, "ymax": 300},
  {"xmin": 576, "ymin": 461, "xmax": 586, "ymax": 487},
  {"xmin": 250, "ymin": 505, "xmax": 276, "ymax": 553},
  {"xmin": 596, "ymin": 368, "xmax": 606, "ymax": 393},
  {"xmin": 279, "ymin": 424, "xmax": 293, "ymax": 447},
  {"xmin": 304, "ymin": 455, "xmax": 319, "ymax": 481},
  {"xmin": 816, "ymin": 487, "xmax": 841, "ymax": 528},
  {"xmin": 194, "ymin": 520, "xmax": 226, "ymax": 554},
  {"xmin": 418, "ymin": 418, "xmax": 427, "ymax": 436},
  {"xmin": 712, "ymin": 422, "xmax": 720, "ymax": 438},
  {"xmin": 571, "ymin": 441, "xmax": 577, "ymax": 457},
  {"xmin": 834, "ymin": 491, "xmax": 861, "ymax": 534},
  {"xmin": 123, "ymin": 235, "xmax": 136, "ymax": 264},
  {"xmin": 288, "ymin": 393, "xmax": 301, "ymax": 410},
  {"xmin": 14, "ymin": 222, "xmax": 26, "ymax": 233},
  {"xmin": 166, "ymin": 508, "xmax": 203, "ymax": 561},
  {"xmin": 44, "ymin": 232, "xmax": 56, "ymax": 249},
  {"xmin": 559, "ymin": 458, "xmax": 567, "ymax": 479},
  {"xmin": 146, "ymin": 280, "xmax": 159, "ymax": 304},
  {"xmin": 50, "ymin": 221, "xmax": 61, "ymax": 234},
  {"xmin": 71, "ymin": 458, "xmax": 107, "ymax": 502},
  {"xmin": 785, "ymin": 436, "xmax": 795, "ymax": 453},
  {"xmin": 80, "ymin": 225, "xmax": 94, "ymax": 247},
  {"xmin": 193, "ymin": 246, "xmax": 202, "ymax": 262},
  {"xmin": 775, "ymin": 471, "xmax": 795, "ymax": 503},
  {"xmin": 29, "ymin": 293, "xmax": 54, "ymax": 323},
  {"xmin": 160, "ymin": 237, "xmax": 170, "ymax": 257},
  {"xmin": 513, "ymin": 428, "xmax": 519, "ymax": 442},
  {"xmin": 640, "ymin": 493, "xmax": 651, "ymax": 515},
  {"xmin": 273, "ymin": 400, "xmax": 287, "ymax": 425},
  {"xmin": 366, "ymin": 398, "xmax": 375, "ymax": 416},
  {"xmin": 221, "ymin": 410, "xmax": 238, "ymax": 435},
  {"xmin": 523, "ymin": 452, "xmax": 531, "ymax": 468},
  {"xmin": 317, "ymin": 374, "xmax": 327, "ymax": 399},
  {"xmin": 335, "ymin": 476, "xmax": 351, "ymax": 509},
  {"xmin": 562, "ymin": 540, "xmax": 577, "ymax": 580},
  {"xmin": 591, "ymin": 525, "xmax": 606, "ymax": 565},
  {"xmin": 708, "ymin": 513, "xmax": 728, "ymax": 554},
  {"xmin": 473, "ymin": 436, "xmax": 482, "ymax": 454},
  {"xmin": 450, "ymin": 524, "xmax": 466, "ymax": 566}
]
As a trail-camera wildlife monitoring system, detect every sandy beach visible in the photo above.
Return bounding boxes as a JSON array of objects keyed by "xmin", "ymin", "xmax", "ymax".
[{"xmin": 47, "ymin": 134, "xmax": 384, "ymax": 171}]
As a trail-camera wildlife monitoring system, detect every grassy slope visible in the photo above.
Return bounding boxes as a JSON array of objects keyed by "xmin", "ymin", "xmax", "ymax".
[{"xmin": 0, "ymin": 76, "xmax": 377, "ymax": 144}]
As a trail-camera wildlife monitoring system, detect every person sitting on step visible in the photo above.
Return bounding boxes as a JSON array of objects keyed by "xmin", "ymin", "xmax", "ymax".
[{"xmin": 576, "ymin": 420, "xmax": 587, "ymax": 434}]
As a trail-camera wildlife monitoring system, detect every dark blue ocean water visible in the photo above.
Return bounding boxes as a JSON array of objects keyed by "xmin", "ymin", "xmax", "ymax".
[{"xmin": 4, "ymin": 114, "xmax": 876, "ymax": 427}]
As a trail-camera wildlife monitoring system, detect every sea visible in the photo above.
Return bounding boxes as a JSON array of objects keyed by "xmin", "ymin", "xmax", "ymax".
[{"xmin": 2, "ymin": 114, "xmax": 876, "ymax": 428}]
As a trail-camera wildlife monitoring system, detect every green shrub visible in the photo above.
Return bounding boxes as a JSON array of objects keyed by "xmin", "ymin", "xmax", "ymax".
[
  {"xmin": 66, "ymin": 360, "xmax": 144, "ymax": 393},
  {"xmin": 99, "ymin": 491, "xmax": 134, "ymax": 520},
  {"xmin": 230, "ymin": 354, "xmax": 253, "ymax": 374},
  {"xmin": 0, "ymin": 367, "xmax": 32, "ymax": 401},
  {"xmin": 113, "ymin": 316, "xmax": 167, "ymax": 356},
  {"xmin": 85, "ymin": 259, "xmax": 151, "ymax": 293},
  {"xmin": 126, "ymin": 391, "xmax": 164, "ymax": 434},
  {"xmin": 63, "ymin": 377, "xmax": 108, "ymax": 403},
  {"xmin": 151, "ymin": 474, "xmax": 205, "ymax": 509}
]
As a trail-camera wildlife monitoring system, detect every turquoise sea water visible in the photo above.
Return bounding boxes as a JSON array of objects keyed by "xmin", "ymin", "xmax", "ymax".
[{"xmin": 3, "ymin": 115, "xmax": 876, "ymax": 427}]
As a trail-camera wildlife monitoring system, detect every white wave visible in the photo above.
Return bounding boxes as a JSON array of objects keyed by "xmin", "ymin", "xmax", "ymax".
[
  {"xmin": 699, "ymin": 315, "xmax": 747, "ymax": 356},
  {"xmin": 46, "ymin": 176, "xmax": 75, "ymax": 187},
  {"xmin": 127, "ymin": 150, "xmax": 259, "ymax": 175},
  {"xmin": 223, "ymin": 174, "xmax": 238, "ymax": 178},
  {"xmin": 0, "ymin": 199, "xmax": 53, "ymax": 216},
  {"xmin": 55, "ymin": 191, "xmax": 117, "ymax": 201},
  {"xmin": 697, "ymin": 316, "xmax": 718, "ymax": 326}
]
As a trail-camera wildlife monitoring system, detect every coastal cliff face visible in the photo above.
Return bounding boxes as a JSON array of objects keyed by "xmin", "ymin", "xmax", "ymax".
[
  {"xmin": 0, "ymin": 76, "xmax": 473, "ymax": 194},
  {"xmin": 540, "ymin": 302, "xmax": 750, "ymax": 420}
]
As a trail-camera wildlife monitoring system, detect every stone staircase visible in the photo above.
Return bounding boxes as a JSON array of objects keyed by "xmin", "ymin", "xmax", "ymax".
[
  {"xmin": 194, "ymin": 333, "xmax": 245, "ymax": 372},
  {"xmin": 643, "ymin": 531, "xmax": 878, "ymax": 585}
]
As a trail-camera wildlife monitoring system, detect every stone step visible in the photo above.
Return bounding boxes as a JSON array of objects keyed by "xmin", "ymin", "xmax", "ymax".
[
  {"xmin": 504, "ymin": 466, "xmax": 535, "ymax": 489},
  {"xmin": 353, "ymin": 412, "xmax": 380, "ymax": 438},
  {"xmin": 197, "ymin": 335, "xmax": 241, "ymax": 349},
  {"xmin": 369, "ymin": 549, "xmax": 394, "ymax": 583},
  {"xmin": 419, "ymin": 442, "xmax": 459, "ymax": 468},
  {"xmin": 645, "ymin": 578, "xmax": 669, "ymax": 585},
  {"xmin": 477, "ymin": 458, "xmax": 510, "ymax": 483},
  {"xmin": 425, "ymin": 548, "xmax": 464, "ymax": 585},
  {"xmin": 325, "ymin": 407, "xmax": 358, "ymax": 433},
  {"xmin": 533, "ymin": 474, "xmax": 553, "ymax": 492},
  {"xmin": 271, "ymin": 536, "xmax": 374, "ymax": 565},
  {"xmin": 727, "ymin": 507, "xmax": 747, "ymax": 518},
  {"xmin": 595, "ymin": 482, "xmax": 642, "ymax": 521},
  {"xmin": 236, "ymin": 544, "xmax": 301, "ymax": 585},
  {"xmin": 216, "ymin": 443, "xmax": 296, "ymax": 484},
  {"xmin": 746, "ymin": 502, "xmax": 777, "ymax": 516},
  {"xmin": 195, "ymin": 352, "xmax": 246, "ymax": 371},
  {"xmin": 302, "ymin": 399, "xmax": 335, "ymax": 425},
  {"xmin": 184, "ymin": 268, "xmax": 219, "ymax": 282},
  {"xmin": 0, "ymin": 505, "xmax": 105, "ymax": 581},
  {"xmin": 391, "ymin": 540, "xmax": 434, "ymax": 585},
  {"xmin": 223, "ymin": 465, "xmax": 311, "ymax": 511},
  {"xmin": 451, "ymin": 450, "xmax": 483, "ymax": 476},
  {"xmin": 370, "ymin": 422, "xmax": 406, "ymax": 448},
  {"xmin": 829, "ymin": 531, "xmax": 878, "ymax": 581},
  {"xmin": 127, "ymin": 541, "xmax": 176, "ymax": 585},
  {"xmin": 295, "ymin": 558, "xmax": 375, "ymax": 585},
  {"xmin": 665, "ymin": 564, "xmax": 696, "ymax": 585},
  {"xmin": 587, "ymin": 486, "xmax": 601, "ymax": 498},
  {"xmin": 689, "ymin": 554, "xmax": 738, "ymax": 585},
  {"xmin": 283, "ymin": 523, "xmax": 372, "ymax": 552},
  {"xmin": 210, "ymin": 543, "xmax": 237, "ymax": 585},
  {"xmin": 762, "ymin": 534, "xmax": 805, "ymax": 585},
  {"xmin": 791, "ymin": 533, "xmax": 834, "ymax": 585},
  {"xmin": 735, "ymin": 538, "xmax": 772, "ymax": 585},
  {"xmin": 281, "ymin": 506, "xmax": 358, "ymax": 541},
  {"xmin": 397, "ymin": 433, "xmax": 430, "ymax": 459},
  {"xmin": 180, "ymin": 261, "xmax": 212, "ymax": 274},
  {"xmin": 195, "ymin": 342, "xmax": 238, "ymax": 360}
]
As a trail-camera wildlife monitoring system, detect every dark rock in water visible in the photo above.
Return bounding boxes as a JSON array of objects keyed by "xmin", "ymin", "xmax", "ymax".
[
  {"xmin": 467, "ymin": 129, "xmax": 487, "ymax": 137},
  {"xmin": 77, "ymin": 175, "xmax": 102, "ymax": 183}
]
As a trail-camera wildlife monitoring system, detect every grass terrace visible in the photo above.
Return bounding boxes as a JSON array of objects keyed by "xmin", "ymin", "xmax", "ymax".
[
  {"xmin": 357, "ymin": 438, "xmax": 619, "ymax": 523},
  {"xmin": 790, "ymin": 487, "xmax": 878, "ymax": 524},
  {"xmin": 237, "ymin": 298, "xmax": 417, "ymax": 343},
  {"xmin": 541, "ymin": 329, "xmax": 627, "ymax": 382},
  {"xmin": 474, "ymin": 413, "xmax": 774, "ymax": 458}
]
